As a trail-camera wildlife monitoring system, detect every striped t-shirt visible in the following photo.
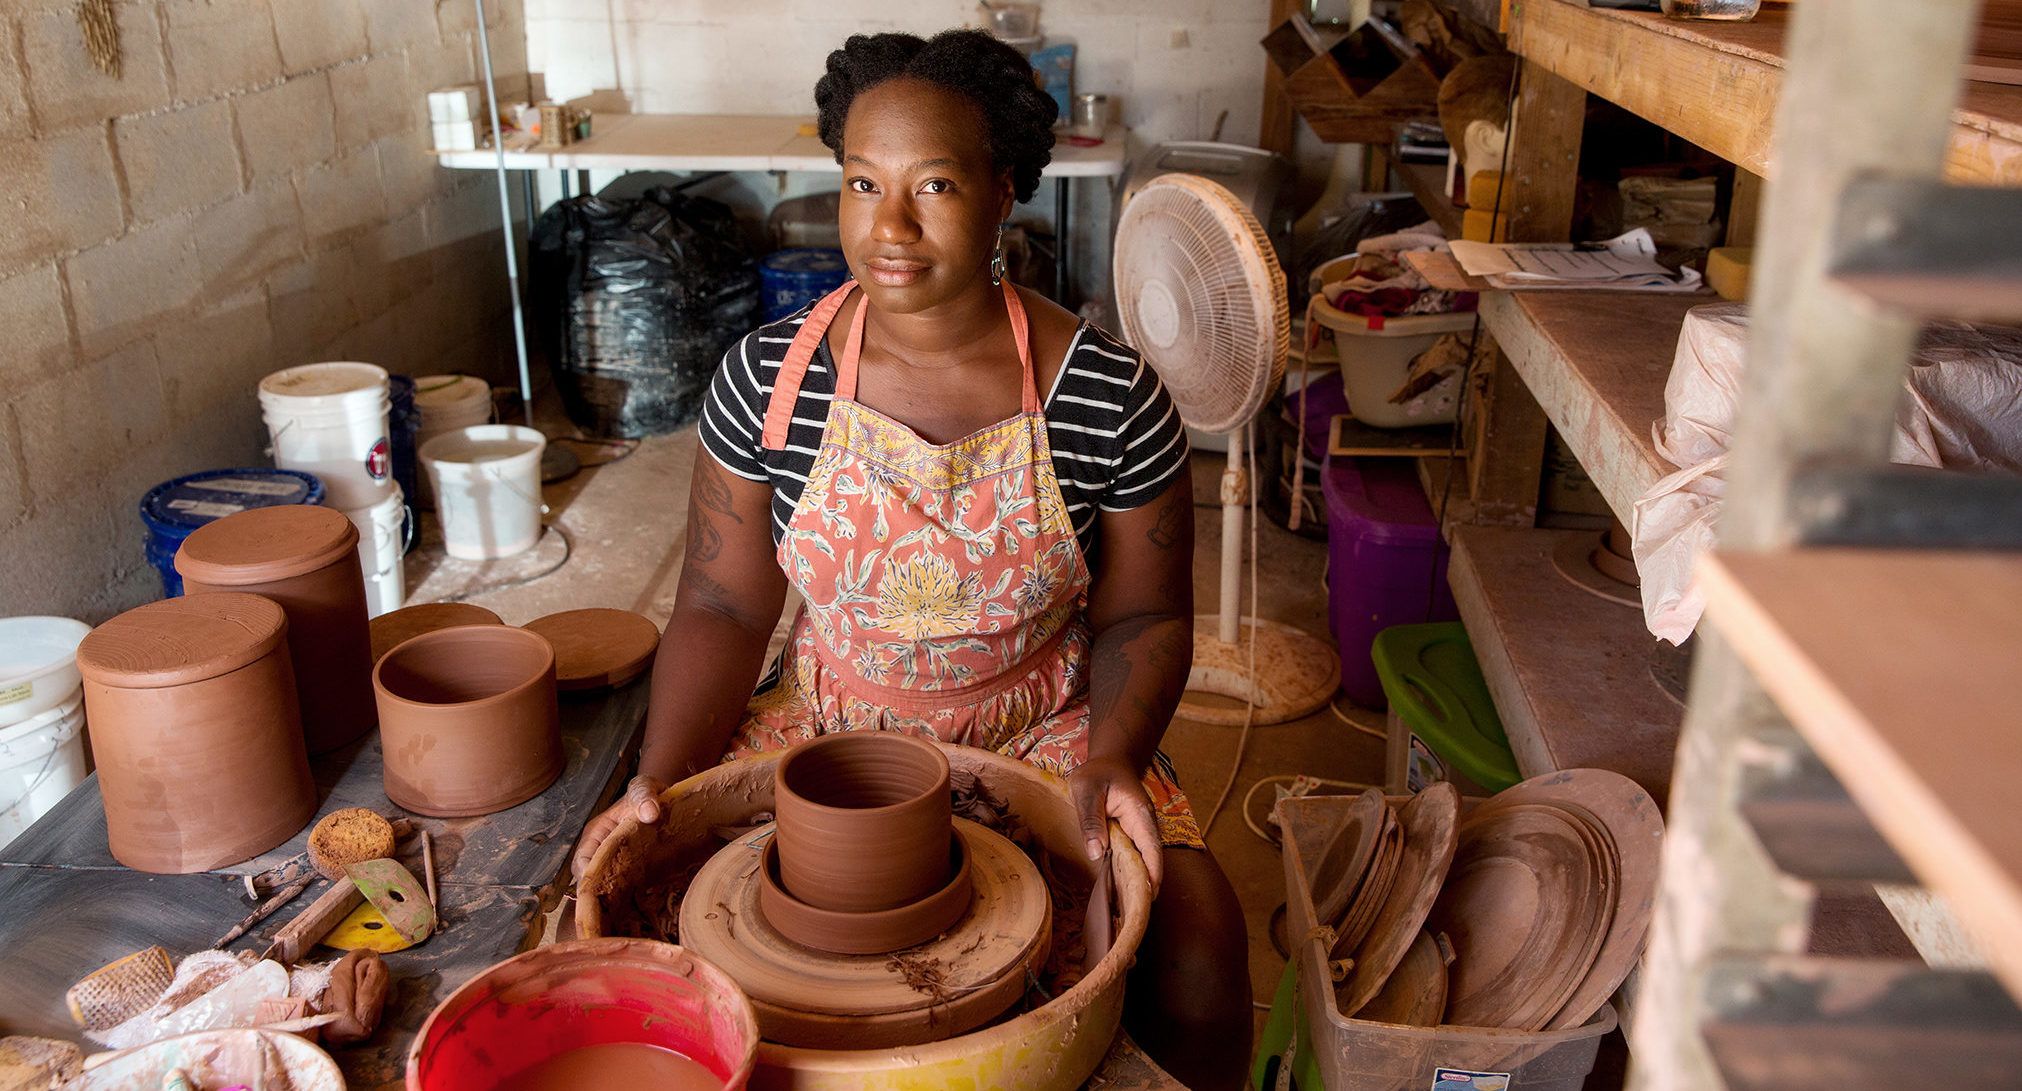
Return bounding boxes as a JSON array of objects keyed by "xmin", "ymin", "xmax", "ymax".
[{"xmin": 698, "ymin": 305, "xmax": 1190, "ymax": 561}]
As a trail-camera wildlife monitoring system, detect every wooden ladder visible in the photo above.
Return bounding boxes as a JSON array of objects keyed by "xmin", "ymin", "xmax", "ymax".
[{"xmin": 1627, "ymin": 2, "xmax": 2022, "ymax": 1089}]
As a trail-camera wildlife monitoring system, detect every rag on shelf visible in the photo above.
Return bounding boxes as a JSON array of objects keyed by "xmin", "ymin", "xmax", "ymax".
[{"xmin": 1316, "ymin": 224, "xmax": 1478, "ymax": 319}]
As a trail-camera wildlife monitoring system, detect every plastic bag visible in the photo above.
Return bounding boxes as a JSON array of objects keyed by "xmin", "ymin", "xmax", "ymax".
[
  {"xmin": 529, "ymin": 187, "xmax": 761, "ymax": 438},
  {"xmin": 1633, "ymin": 304, "xmax": 2022, "ymax": 643}
]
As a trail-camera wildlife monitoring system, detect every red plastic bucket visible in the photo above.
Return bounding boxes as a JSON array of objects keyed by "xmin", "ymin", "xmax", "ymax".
[{"xmin": 407, "ymin": 939, "xmax": 758, "ymax": 1091}]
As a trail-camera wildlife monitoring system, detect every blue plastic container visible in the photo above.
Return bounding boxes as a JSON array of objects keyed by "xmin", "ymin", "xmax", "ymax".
[
  {"xmin": 760, "ymin": 248, "xmax": 850, "ymax": 322},
  {"xmin": 139, "ymin": 468, "xmax": 325, "ymax": 597}
]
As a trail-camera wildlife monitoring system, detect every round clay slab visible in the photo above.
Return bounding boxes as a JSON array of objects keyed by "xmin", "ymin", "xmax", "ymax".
[
  {"xmin": 1335, "ymin": 783, "xmax": 1461, "ymax": 1015},
  {"xmin": 370, "ymin": 601, "xmax": 503, "ymax": 663},
  {"xmin": 523, "ymin": 608, "xmax": 660, "ymax": 690},
  {"xmin": 679, "ymin": 818, "xmax": 1050, "ymax": 1050},
  {"xmin": 1350, "ymin": 929, "xmax": 1449, "ymax": 1027}
]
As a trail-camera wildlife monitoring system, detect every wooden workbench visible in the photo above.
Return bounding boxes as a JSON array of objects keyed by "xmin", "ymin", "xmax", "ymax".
[{"xmin": 0, "ymin": 681, "xmax": 649, "ymax": 1089}]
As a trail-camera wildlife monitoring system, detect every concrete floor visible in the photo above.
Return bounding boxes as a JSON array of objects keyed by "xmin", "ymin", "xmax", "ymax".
[{"xmin": 414, "ymin": 425, "xmax": 1381, "ymax": 1033}]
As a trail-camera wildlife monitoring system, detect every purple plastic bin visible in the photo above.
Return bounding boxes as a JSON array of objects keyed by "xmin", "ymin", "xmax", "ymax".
[{"xmin": 1322, "ymin": 455, "xmax": 1458, "ymax": 707}]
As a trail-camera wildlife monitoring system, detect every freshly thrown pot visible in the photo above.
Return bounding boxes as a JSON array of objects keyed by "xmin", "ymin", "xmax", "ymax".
[
  {"xmin": 773, "ymin": 732, "xmax": 952, "ymax": 914},
  {"xmin": 77, "ymin": 593, "xmax": 315, "ymax": 874},
  {"xmin": 374, "ymin": 625, "xmax": 561, "ymax": 817},
  {"xmin": 176, "ymin": 505, "xmax": 376, "ymax": 755}
]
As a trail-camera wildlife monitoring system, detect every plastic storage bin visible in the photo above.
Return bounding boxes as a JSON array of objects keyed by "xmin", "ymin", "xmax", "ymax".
[
  {"xmin": 1276, "ymin": 793, "xmax": 1615, "ymax": 1090},
  {"xmin": 1322, "ymin": 456, "xmax": 1458, "ymax": 706},
  {"xmin": 1311, "ymin": 298, "xmax": 1474, "ymax": 428},
  {"xmin": 1374, "ymin": 622, "xmax": 1521, "ymax": 794}
]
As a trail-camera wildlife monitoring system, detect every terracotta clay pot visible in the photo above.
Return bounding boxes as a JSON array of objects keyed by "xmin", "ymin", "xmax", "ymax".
[
  {"xmin": 374, "ymin": 625, "xmax": 562, "ymax": 817},
  {"xmin": 757, "ymin": 826, "xmax": 974, "ymax": 955},
  {"xmin": 773, "ymin": 733, "xmax": 953, "ymax": 913},
  {"xmin": 176, "ymin": 505, "xmax": 376, "ymax": 755},
  {"xmin": 77, "ymin": 593, "xmax": 316, "ymax": 874}
]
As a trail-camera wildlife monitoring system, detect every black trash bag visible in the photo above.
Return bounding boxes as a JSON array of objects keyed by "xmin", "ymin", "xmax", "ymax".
[{"xmin": 529, "ymin": 187, "xmax": 762, "ymax": 438}]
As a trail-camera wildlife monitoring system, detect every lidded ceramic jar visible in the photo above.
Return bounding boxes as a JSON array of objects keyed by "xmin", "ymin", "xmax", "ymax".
[
  {"xmin": 77, "ymin": 593, "xmax": 315, "ymax": 874},
  {"xmin": 176, "ymin": 505, "xmax": 376, "ymax": 754},
  {"xmin": 374, "ymin": 625, "xmax": 562, "ymax": 817}
]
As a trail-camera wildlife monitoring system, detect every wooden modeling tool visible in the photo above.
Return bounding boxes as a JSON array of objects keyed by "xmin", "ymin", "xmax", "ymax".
[
  {"xmin": 214, "ymin": 873, "xmax": 314, "ymax": 949},
  {"xmin": 261, "ymin": 858, "xmax": 434, "ymax": 962}
]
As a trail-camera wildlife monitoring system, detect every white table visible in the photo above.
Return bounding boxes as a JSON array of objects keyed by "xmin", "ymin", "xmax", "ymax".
[{"xmin": 436, "ymin": 113, "xmax": 1129, "ymax": 299}]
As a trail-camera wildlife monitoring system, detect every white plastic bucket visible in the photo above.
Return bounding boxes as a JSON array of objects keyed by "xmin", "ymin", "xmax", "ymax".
[
  {"xmin": 0, "ymin": 690, "xmax": 87, "ymax": 847},
  {"xmin": 0, "ymin": 616, "xmax": 91, "ymax": 729},
  {"xmin": 1310, "ymin": 300, "xmax": 1476, "ymax": 429},
  {"xmin": 412, "ymin": 375, "xmax": 495, "ymax": 509},
  {"xmin": 345, "ymin": 484, "xmax": 409, "ymax": 618},
  {"xmin": 260, "ymin": 362, "xmax": 393, "ymax": 509},
  {"xmin": 420, "ymin": 425, "xmax": 547, "ymax": 560}
]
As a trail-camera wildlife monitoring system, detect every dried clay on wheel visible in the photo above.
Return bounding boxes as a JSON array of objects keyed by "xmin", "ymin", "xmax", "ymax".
[{"xmin": 522, "ymin": 608, "xmax": 661, "ymax": 691}]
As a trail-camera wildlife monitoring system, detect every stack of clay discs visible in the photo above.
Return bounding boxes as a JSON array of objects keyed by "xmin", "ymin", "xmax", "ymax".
[
  {"xmin": 1332, "ymin": 784, "xmax": 1461, "ymax": 1022},
  {"xmin": 77, "ymin": 593, "xmax": 316, "ymax": 873},
  {"xmin": 522, "ymin": 608, "xmax": 660, "ymax": 690},
  {"xmin": 679, "ymin": 818, "xmax": 1052, "ymax": 1050},
  {"xmin": 175, "ymin": 505, "xmax": 375, "ymax": 754},
  {"xmin": 370, "ymin": 602, "xmax": 501, "ymax": 663}
]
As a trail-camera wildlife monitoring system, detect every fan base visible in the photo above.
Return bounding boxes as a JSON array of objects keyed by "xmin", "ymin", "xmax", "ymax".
[{"xmin": 1178, "ymin": 616, "xmax": 1340, "ymax": 726}]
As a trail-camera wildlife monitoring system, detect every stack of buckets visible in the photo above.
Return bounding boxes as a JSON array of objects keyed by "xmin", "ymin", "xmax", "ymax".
[
  {"xmin": 413, "ymin": 376, "xmax": 549, "ymax": 562},
  {"xmin": 0, "ymin": 617, "xmax": 92, "ymax": 847},
  {"xmin": 258, "ymin": 363, "xmax": 408, "ymax": 617},
  {"xmin": 140, "ymin": 469, "xmax": 326, "ymax": 597}
]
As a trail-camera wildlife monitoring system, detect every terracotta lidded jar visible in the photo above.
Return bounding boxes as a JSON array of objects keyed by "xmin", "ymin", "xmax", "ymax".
[
  {"xmin": 773, "ymin": 732, "xmax": 954, "ymax": 914},
  {"xmin": 375, "ymin": 625, "xmax": 563, "ymax": 817},
  {"xmin": 77, "ymin": 592, "xmax": 316, "ymax": 874},
  {"xmin": 175, "ymin": 505, "xmax": 376, "ymax": 754}
]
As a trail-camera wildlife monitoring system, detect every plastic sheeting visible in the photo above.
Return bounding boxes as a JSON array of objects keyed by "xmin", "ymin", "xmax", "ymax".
[
  {"xmin": 529, "ymin": 188, "xmax": 761, "ymax": 438},
  {"xmin": 1633, "ymin": 303, "xmax": 2022, "ymax": 643}
]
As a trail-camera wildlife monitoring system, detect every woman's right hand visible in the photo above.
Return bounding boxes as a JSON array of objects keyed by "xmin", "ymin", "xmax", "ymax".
[{"xmin": 571, "ymin": 774, "xmax": 668, "ymax": 882}]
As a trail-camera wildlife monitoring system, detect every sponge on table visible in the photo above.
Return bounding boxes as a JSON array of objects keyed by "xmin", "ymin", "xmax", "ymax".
[
  {"xmin": 1707, "ymin": 246, "xmax": 1754, "ymax": 301},
  {"xmin": 309, "ymin": 808, "xmax": 398, "ymax": 880}
]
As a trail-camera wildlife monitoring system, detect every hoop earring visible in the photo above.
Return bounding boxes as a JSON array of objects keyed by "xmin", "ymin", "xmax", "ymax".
[{"xmin": 990, "ymin": 224, "xmax": 1007, "ymax": 286}]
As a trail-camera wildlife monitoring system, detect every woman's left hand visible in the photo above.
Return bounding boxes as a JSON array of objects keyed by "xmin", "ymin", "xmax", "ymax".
[{"xmin": 1068, "ymin": 756, "xmax": 1163, "ymax": 897}]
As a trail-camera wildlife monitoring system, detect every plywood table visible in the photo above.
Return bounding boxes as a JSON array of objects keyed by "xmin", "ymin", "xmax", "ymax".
[{"xmin": 0, "ymin": 681, "xmax": 649, "ymax": 1089}]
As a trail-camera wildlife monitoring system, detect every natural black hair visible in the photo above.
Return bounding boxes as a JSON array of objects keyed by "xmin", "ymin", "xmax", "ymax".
[{"xmin": 815, "ymin": 29, "xmax": 1058, "ymax": 204}]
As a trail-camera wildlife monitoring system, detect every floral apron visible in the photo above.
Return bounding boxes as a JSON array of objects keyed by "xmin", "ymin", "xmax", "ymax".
[{"xmin": 725, "ymin": 279, "xmax": 1202, "ymax": 849}]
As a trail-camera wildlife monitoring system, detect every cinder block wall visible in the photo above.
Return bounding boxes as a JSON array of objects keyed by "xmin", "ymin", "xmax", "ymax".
[{"xmin": 0, "ymin": 0, "xmax": 530, "ymax": 622}]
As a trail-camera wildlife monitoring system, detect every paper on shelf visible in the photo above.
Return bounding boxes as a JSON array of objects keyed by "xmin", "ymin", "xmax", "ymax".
[{"xmin": 1449, "ymin": 229, "xmax": 1705, "ymax": 292}]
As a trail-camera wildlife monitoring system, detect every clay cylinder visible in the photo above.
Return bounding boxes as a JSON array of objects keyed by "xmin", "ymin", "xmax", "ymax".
[
  {"xmin": 375, "ymin": 625, "xmax": 563, "ymax": 817},
  {"xmin": 773, "ymin": 733, "xmax": 952, "ymax": 913},
  {"xmin": 77, "ymin": 593, "xmax": 316, "ymax": 874},
  {"xmin": 176, "ymin": 505, "xmax": 376, "ymax": 754}
]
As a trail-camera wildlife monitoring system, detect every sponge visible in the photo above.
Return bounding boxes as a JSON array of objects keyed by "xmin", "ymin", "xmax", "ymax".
[
  {"xmin": 308, "ymin": 808, "xmax": 397, "ymax": 880},
  {"xmin": 1707, "ymin": 246, "xmax": 1754, "ymax": 301},
  {"xmin": 1462, "ymin": 208, "xmax": 1510, "ymax": 243}
]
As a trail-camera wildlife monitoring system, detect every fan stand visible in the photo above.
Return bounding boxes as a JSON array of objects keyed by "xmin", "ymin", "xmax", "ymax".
[{"xmin": 1177, "ymin": 424, "xmax": 1340, "ymax": 726}]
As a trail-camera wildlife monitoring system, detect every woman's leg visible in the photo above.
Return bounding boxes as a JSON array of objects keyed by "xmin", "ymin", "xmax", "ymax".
[{"xmin": 1126, "ymin": 845, "xmax": 1252, "ymax": 1090}]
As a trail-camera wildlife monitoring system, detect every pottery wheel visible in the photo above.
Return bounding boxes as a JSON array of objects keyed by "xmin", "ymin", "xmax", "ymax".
[
  {"xmin": 1427, "ymin": 805, "xmax": 1608, "ymax": 1030},
  {"xmin": 1549, "ymin": 531, "xmax": 1641, "ymax": 609},
  {"xmin": 1335, "ymin": 783, "xmax": 1461, "ymax": 1014},
  {"xmin": 678, "ymin": 818, "xmax": 1051, "ymax": 1050},
  {"xmin": 523, "ymin": 607, "xmax": 660, "ymax": 690}
]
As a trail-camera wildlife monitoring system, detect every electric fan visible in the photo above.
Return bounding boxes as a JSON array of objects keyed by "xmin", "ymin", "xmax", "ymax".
[{"xmin": 1113, "ymin": 173, "xmax": 1339, "ymax": 725}]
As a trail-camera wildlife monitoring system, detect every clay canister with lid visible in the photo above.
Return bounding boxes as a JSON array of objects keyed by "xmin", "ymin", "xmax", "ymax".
[
  {"xmin": 176, "ymin": 505, "xmax": 376, "ymax": 754},
  {"xmin": 375, "ymin": 625, "xmax": 563, "ymax": 817},
  {"xmin": 77, "ymin": 593, "xmax": 316, "ymax": 874}
]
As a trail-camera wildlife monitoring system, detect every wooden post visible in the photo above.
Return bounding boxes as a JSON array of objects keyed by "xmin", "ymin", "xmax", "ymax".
[
  {"xmin": 1628, "ymin": 2, "xmax": 1983, "ymax": 1089},
  {"xmin": 1259, "ymin": 0, "xmax": 1305, "ymax": 157}
]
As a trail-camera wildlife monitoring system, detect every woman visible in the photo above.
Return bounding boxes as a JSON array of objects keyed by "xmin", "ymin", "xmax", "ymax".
[{"xmin": 572, "ymin": 29, "xmax": 1250, "ymax": 1087}]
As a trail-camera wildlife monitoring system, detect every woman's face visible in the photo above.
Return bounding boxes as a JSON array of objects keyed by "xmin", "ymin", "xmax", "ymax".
[{"xmin": 838, "ymin": 77, "xmax": 1014, "ymax": 316}]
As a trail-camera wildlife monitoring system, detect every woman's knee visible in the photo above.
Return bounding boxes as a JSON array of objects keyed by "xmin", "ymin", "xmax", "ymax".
[{"xmin": 1132, "ymin": 847, "xmax": 1251, "ymax": 1024}]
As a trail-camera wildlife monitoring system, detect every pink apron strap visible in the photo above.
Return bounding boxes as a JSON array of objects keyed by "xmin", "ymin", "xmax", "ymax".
[
  {"xmin": 1002, "ymin": 281, "xmax": 1039, "ymax": 413},
  {"xmin": 760, "ymin": 280, "xmax": 860, "ymax": 451},
  {"xmin": 832, "ymin": 291, "xmax": 874, "ymax": 401}
]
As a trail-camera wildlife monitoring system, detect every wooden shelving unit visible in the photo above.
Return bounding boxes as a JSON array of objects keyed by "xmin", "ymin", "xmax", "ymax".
[
  {"xmin": 1506, "ymin": 2, "xmax": 2022, "ymax": 184},
  {"xmin": 1479, "ymin": 290, "xmax": 1703, "ymax": 523},
  {"xmin": 1701, "ymin": 548, "xmax": 2022, "ymax": 1000},
  {"xmin": 1449, "ymin": 526, "xmax": 1683, "ymax": 799},
  {"xmin": 1376, "ymin": 147, "xmax": 1465, "ymax": 238}
]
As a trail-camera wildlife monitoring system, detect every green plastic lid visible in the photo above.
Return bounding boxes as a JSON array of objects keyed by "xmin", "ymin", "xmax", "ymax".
[{"xmin": 1371, "ymin": 622, "xmax": 1520, "ymax": 792}]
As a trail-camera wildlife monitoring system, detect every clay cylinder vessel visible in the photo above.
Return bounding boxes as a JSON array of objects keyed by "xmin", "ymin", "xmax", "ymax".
[
  {"xmin": 77, "ymin": 593, "xmax": 316, "ymax": 874},
  {"xmin": 175, "ymin": 505, "xmax": 375, "ymax": 754},
  {"xmin": 375, "ymin": 625, "xmax": 562, "ymax": 817},
  {"xmin": 773, "ymin": 732, "xmax": 952, "ymax": 913}
]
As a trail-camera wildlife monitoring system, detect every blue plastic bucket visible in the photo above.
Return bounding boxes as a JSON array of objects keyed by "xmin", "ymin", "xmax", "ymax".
[
  {"xmin": 760, "ymin": 248, "xmax": 850, "ymax": 322},
  {"xmin": 139, "ymin": 468, "xmax": 325, "ymax": 597}
]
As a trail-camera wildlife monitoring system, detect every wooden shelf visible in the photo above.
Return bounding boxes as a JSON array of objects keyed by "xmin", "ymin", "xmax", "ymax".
[
  {"xmin": 1378, "ymin": 147, "xmax": 1466, "ymax": 239},
  {"xmin": 1449, "ymin": 525, "xmax": 1684, "ymax": 800},
  {"xmin": 1478, "ymin": 289, "xmax": 1706, "ymax": 524},
  {"xmin": 1701, "ymin": 548, "xmax": 2022, "ymax": 1001},
  {"xmin": 1509, "ymin": 1, "xmax": 2022, "ymax": 184}
]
